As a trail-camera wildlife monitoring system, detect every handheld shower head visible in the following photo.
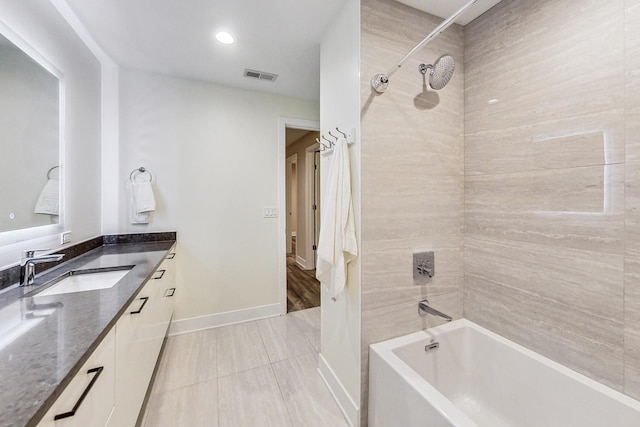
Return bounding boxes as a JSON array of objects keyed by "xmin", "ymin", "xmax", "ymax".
[{"xmin": 419, "ymin": 54, "xmax": 455, "ymax": 90}]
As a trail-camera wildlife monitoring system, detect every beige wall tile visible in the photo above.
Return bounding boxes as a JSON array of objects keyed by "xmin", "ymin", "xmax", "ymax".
[
  {"xmin": 466, "ymin": 127, "xmax": 625, "ymax": 176},
  {"xmin": 360, "ymin": 0, "xmax": 465, "ymax": 422},
  {"xmin": 464, "ymin": 0, "xmax": 633, "ymax": 397},
  {"xmin": 465, "ymin": 0, "xmax": 624, "ymax": 134},
  {"xmin": 362, "ymin": 241, "xmax": 463, "ymax": 290},
  {"xmin": 465, "ymin": 211, "xmax": 624, "ymax": 254},
  {"xmin": 624, "ymin": 0, "xmax": 640, "ymax": 397},
  {"xmin": 625, "ymin": 0, "xmax": 640, "ymax": 162},
  {"xmin": 360, "ymin": 0, "xmax": 640, "ymax": 418},
  {"xmin": 465, "ymin": 235, "xmax": 624, "ymax": 347},
  {"xmin": 625, "ymin": 162, "xmax": 640, "ymax": 397},
  {"xmin": 362, "ymin": 174, "xmax": 463, "ymax": 243},
  {"xmin": 466, "ymin": 164, "xmax": 624, "ymax": 214},
  {"xmin": 464, "ymin": 281, "xmax": 624, "ymax": 389}
]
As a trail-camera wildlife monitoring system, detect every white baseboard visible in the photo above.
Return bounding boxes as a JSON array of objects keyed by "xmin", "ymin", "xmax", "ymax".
[
  {"xmin": 296, "ymin": 254, "xmax": 307, "ymax": 268},
  {"xmin": 296, "ymin": 254, "xmax": 314, "ymax": 270},
  {"xmin": 168, "ymin": 303, "xmax": 281, "ymax": 336},
  {"xmin": 318, "ymin": 353, "xmax": 359, "ymax": 427}
]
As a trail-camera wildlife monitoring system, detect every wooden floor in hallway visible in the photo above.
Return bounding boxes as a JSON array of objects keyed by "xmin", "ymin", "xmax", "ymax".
[{"xmin": 287, "ymin": 237, "xmax": 321, "ymax": 313}]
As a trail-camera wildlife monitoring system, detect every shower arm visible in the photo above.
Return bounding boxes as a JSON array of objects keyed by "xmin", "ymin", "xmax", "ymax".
[{"xmin": 371, "ymin": 0, "xmax": 478, "ymax": 93}]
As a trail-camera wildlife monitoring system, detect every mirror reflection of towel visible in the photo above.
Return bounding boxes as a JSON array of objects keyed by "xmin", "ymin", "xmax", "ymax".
[{"xmin": 34, "ymin": 178, "xmax": 59, "ymax": 215}]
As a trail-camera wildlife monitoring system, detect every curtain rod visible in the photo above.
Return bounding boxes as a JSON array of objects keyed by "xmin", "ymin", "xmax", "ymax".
[{"xmin": 370, "ymin": 0, "xmax": 478, "ymax": 94}]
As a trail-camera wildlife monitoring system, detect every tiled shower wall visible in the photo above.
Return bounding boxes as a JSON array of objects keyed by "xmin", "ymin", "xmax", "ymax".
[
  {"xmin": 464, "ymin": 0, "xmax": 640, "ymax": 398},
  {"xmin": 360, "ymin": 0, "xmax": 465, "ymax": 423}
]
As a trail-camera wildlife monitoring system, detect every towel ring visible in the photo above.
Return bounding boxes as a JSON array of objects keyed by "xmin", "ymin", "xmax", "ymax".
[
  {"xmin": 47, "ymin": 166, "xmax": 60, "ymax": 179},
  {"xmin": 130, "ymin": 167, "xmax": 153, "ymax": 182}
]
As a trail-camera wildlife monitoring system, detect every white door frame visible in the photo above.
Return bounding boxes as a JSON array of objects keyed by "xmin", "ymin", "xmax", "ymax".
[
  {"xmin": 305, "ymin": 143, "xmax": 321, "ymax": 269},
  {"xmin": 278, "ymin": 117, "xmax": 320, "ymax": 315},
  {"xmin": 285, "ymin": 154, "xmax": 297, "ymax": 254}
]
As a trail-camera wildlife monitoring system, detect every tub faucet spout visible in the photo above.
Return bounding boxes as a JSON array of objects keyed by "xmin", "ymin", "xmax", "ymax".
[{"xmin": 418, "ymin": 299, "xmax": 452, "ymax": 322}]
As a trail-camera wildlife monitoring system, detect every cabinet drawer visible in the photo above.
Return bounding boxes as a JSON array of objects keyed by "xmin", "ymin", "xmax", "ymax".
[{"xmin": 37, "ymin": 329, "xmax": 115, "ymax": 427}]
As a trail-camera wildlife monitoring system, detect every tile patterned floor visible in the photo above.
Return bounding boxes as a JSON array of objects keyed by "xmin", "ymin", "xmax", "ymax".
[{"xmin": 141, "ymin": 307, "xmax": 347, "ymax": 427}]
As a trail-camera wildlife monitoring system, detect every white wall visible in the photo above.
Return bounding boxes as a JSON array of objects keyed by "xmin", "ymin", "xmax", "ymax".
[
  {"xmin": 116, "ymin": 69, "xmax": 319, "ymax": 328},
  {"xmin": 319, "ymin": 0, "xmax": 361, "ymax": 424},
  {"xmin": 0, "ymin": 0, "xmax": 102, "ymax": 267}
]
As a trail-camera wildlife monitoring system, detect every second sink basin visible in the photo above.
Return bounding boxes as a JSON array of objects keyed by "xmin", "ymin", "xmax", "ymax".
[{"xmin": 35, "ymin": 266, "xmax": 134, "ymax": 297}]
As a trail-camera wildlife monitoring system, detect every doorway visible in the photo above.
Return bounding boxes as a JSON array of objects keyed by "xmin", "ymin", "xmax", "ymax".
[{"xmin": 284, "ymin": 126, "xmax": 322, "ymax": 312}]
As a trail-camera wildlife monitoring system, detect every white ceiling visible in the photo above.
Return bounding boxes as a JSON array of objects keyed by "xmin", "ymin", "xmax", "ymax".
[
  {"xmin": 62, "ymin": 0, "xmax": 349, "ymax": 100},
  {"xmin": 61, "ymin": 0, "xmax": 500, "ymax": 101}
]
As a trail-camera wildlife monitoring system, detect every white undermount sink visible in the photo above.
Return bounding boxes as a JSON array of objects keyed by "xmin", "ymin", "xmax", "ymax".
[{"xmin": 36, "ymin": 266, "xmax": 134, "ymax": 297}]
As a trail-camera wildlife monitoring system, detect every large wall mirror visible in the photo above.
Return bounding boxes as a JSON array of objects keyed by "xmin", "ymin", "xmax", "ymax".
[{"xmin": 0, "ymin": 23, "xmax": 63, "ymax": 245}]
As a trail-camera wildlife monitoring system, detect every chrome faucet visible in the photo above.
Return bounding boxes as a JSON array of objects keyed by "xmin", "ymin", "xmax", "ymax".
[
  {"xmin": 418, "ymin": 299, "xmax": 452, "ymax": 322},
  {"xmin": 20, "ymin": 250, "xmax": 65, "ymax": 287}
]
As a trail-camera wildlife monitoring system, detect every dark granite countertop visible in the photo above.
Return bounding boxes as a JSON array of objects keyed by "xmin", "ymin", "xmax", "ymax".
[{"xmin": 0, "ymin": 239, "xmax": 176, "ymax": 427}]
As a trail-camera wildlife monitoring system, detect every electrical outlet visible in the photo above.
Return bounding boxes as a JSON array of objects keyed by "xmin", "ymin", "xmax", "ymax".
[
  {"xmin": 61, "ymin": 231, "xmax": 72, "ymax": 244},
  {"xmin": 413, "ymin": 251, "xmax": 434, "ymax": 280},
  {"xmin": 263, "ymin": 207, "xmax": 279, "ymax": 218}
]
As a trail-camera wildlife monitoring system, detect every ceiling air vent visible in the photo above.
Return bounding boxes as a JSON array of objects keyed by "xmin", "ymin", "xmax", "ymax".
[{"xmin": 243, "ymin": 68, "xmax": 278, "ymax": 82}]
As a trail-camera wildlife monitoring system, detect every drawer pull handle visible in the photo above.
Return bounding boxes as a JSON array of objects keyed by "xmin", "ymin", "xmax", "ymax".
[
  {"xmin": 165, "ymin": 288, "xmax": 176, "ymax": 297},
  {"xmin": 153, "ymin": 269, "xmax": 166, "ymax": 280},
  {"xmin": 166, "ymin": 253, "xmax": 176, "ymax": 259},
  {"xmin": 53, "ymin": 366, "xmax": 104, "ymax": 420},
  {"xmin": 130, "ymin": 296, "xmax": 149, "ymax": 314}
]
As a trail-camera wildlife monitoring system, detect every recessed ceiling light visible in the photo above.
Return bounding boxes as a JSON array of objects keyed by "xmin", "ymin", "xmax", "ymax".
[{"xmin": 215, "ymin": 31, "xmax": 235, "ymax": 45}]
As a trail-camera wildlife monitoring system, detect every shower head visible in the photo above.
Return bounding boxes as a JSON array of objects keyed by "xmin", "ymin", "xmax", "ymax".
[{"xmin": 419, "ymin": 54, "xmax": 455, "ymax": 90}]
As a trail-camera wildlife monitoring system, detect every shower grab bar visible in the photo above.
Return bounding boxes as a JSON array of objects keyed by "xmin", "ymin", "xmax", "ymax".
[{"xmin": 370, "ymin": 0, "xmax": 478, "ymax": 94}]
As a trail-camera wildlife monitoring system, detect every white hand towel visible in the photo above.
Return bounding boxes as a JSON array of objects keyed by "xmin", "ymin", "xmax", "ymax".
[
  {"xmin": 316, "ymin": 137, "xmax": 357, "ymax": 301},
  {"xmin": 132, "ymin": 181, "xmax": 156, "ymax": 213},
  {"xmin": 130, "ymin": 190, "xmax": 150, "ymax": 224},
  {"xmin": 34, "ymin": 178, "xmax": 59, "ymax": 215}
]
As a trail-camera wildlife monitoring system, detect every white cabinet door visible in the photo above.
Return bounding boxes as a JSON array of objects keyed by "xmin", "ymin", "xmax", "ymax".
[
  {"xmin": 109, "ymin": 280, "xmax": 157, "ymax": 427},
  {"xmin": 109, "ymin": 249, "xmax": 176, "ymax": 426},
  {"xmin": 37, "ymin": 329, "xmax": 115, "ymax": 427}
]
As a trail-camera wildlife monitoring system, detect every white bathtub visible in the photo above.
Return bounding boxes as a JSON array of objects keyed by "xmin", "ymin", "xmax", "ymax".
[{"xmin": 368, "ymin": 319, "xmax": 640, "ymax": 426}]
